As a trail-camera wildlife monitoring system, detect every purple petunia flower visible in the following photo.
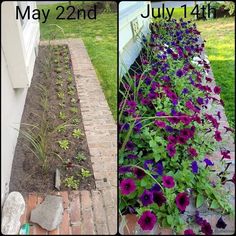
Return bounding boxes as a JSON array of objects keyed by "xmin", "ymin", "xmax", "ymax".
[
  {"xmin": 162, "ymin": 176, "xmax": 175, "ymax": 188},
  {"xmin": 191, "ymin": 161, "xmax": 198, "ymax": 174},
  {"xmin": 126, "ymin": 100, "xmax": 137, "ymax": 108},
  {"xmin": 138, "ymin": 211, "xmax": 157, "ymax": 231},
  {"xmin": 182, "ymin": 88, "xmax": 189, "ymax": 94},
  {"xmin": 139, "ymin": 190, "xmax": 153, "ymax": 206},
  {"xmin": 133, "ymin": 120, "xmax": 142, "ymax": 133},
  {"xmin": 119, "ymin": 166, "xmax": 131, "ymax": 174},
  {"xmin": 156, "ymin": 111, "xmax": 166, "ymax": 116},
  {"xmin": 216, "ymin": 217, "xmax": 227, "ymax": 229},
  {"xmin": 152, "ymin": 191, "xmax": 166, "ymax": 207},
  {"xmin": 120, "ymin": 178, "xmax": 136, "ymax": 195},
  {"xmin": 175, "ymin": 192, "xmax": 190, "ymax": 212},
  {"xmin": 150, "ymin": 183, "xmax": 161, "ymax": 192},
  {"xmin": 133, "ymin": 168, "xmax": 146, "ymax": 179},
  {"xmin": 144, "ymin": 160, "xmax": 154, "ymax": 170},
  {"xmin": 125, "ymin": 141, "xmax": 135, "ymax": 151},
  {"xmin": 197, "ymin": 97, "xmax": 204, "ymax": 105},
  {"xmin": 176, "ymin": 69, "xmax": 184, "ymax": 77},
  {"xmin": 204, "ymin": 158, "xmax": 214, "ymax": 167},
  {"xmin": 166, "ymin": 125, "xmax": 174, "ymax": 132},
  {"xmin": 127, "ymin": 154, "xmax": 138, "ymax": 159}
]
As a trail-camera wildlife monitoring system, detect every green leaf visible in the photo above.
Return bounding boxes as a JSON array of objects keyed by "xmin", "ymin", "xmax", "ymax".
[
  {"xmin": 196, "ymin": 194, "xmax": 204, "ymax": 208},
  {"xmin": 210, "ymin": 199, "xmax": 220, "ymax": 209},
  {"xmin": 167, "ymin": 215, "xmax": 174, "ymax": 226}
]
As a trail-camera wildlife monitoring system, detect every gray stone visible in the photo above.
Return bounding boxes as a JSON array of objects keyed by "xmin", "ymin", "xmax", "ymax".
[
  {"xmin": 1, "ymin": 191, "xmax": 25, "ymax": 235},
  {"xmin": 55, "ymin": 169, "xmax": 61, "ymax": 191},
  {"xmin": 30, "ymin": 195, "xmax": 63, "ymax": 231}
]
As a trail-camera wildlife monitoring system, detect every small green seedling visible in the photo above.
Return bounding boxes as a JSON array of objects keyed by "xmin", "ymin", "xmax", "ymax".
[
  {"xmin": 81, "ymin": 168, "xmax": 92, "ymax": 179},
  {"xmin": 63, "ymin": 176, "xmax": 79, "ymax": 190},
  {"xmin": 68, "ymin": 90, "xmax": 75, "ymax": 96},
  {"xmin": 72, "ymin": 128, "xmax": 83, "ymax": 139},
  {"xmin": 71, "ymin": 98, "xmax": 77, "ymax": 104},
  {"xmin": 70, "ymin": 107, "xmax": 78, "ymax": 114},
  {"xmin": 72, "ymin": 118, "xmax": 80, "ymax": 124},
  {"xmin": 55, "ymin": 80, "xmax": 63, "ymax": 86},
  {"xmin": 58, "ymin": 139, "xmax": 70, "ymax": 150},
  {"xmin": 68, "ymin": 76, "xmax": 73, "ymax": 83},
  {"xmin": 59, "ymin": 111, "xmax": 67, "ymax": 120},
  {"xmin": 75, "ymin": 153, "xmax": 86, "ymax": 162},
  {"xmin": 57, "ymin": 92, "xmax": 64, "ymax": 100},
  {"xmin": 59, "ymin": 103, "xmax": 66, "ymax": 108},
  {"xmin": 55, "ymin": 67, "xmax": 63, "ymax": 73},
  {"xmin": 56, "ymin": 124, "xmax": 66, "ymax": 133}
]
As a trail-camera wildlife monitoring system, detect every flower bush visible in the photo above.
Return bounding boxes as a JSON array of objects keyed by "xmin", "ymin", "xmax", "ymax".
[{"xmin": 119, "ymin": 19, "xmax": 234, "ymax": 234}]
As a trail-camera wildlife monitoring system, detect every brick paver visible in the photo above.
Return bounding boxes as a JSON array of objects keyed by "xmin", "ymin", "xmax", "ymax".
[{"xmin": 21, "ymin": 39, "xmax": 118, "ymax": 235}]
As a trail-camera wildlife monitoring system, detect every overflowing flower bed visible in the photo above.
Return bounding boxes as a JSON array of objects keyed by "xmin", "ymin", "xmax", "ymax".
[{"xmin": 119, "ymin": 19, "xmax": 234, "ymax": 234}]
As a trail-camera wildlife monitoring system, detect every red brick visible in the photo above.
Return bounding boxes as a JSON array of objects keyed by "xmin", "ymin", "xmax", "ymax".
[
  {"xmin": 121, "ymin": 214, "xmax": 138, "ymax": 235},
  {"xmin": 70, "ymin": 193, "xmax": 81, "ymax": 224},
  {"xmin": 59, "ymin": 209, "xmax": 70, "ymax": 235},
  {"xmin": 81, "ymin": 191, "xmax": 92, "ymax": 210},
  {"xmin": 59, "ymin": 191, "xmax": 69, "ymax": 209},
  {"xmin": 71, "ymin": 225, "xmax": 81, "ymax": 235},
  {"xmin": 27, "ymin": 193, "xmax": 38, "ymax": 221},
  {"xmin": 48, "ymin": 228, "xmax": 60, "ymax": 235}
]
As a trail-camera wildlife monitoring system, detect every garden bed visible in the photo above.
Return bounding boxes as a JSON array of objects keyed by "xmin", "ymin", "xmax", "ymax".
[
  {"xmin": 10, "ymin": 44, "xmax": 95, "ymax": 193},
  {"xmin": 119, "ymin": 19, "xmax": 234, "ymax": 234}
]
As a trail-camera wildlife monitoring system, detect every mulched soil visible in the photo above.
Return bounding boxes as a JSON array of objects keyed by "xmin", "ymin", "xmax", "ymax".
[{"xmin": 9, "ymin": 45, "xmax": 96, "ymax": 194}]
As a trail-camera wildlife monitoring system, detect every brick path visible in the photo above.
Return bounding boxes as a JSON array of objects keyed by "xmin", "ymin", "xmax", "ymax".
[{"xmin": 27, "ymin": 39, "xmax": 118, "ymax": 235}]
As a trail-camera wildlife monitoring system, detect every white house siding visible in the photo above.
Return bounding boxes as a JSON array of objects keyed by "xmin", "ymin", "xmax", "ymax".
[
  {"xmin": 119, "ymin": 1, "xmax": 151, "ymax": 76},
  {"xmin": 1, "ymin": 1, "xmax": 40, "ymax": 204}
]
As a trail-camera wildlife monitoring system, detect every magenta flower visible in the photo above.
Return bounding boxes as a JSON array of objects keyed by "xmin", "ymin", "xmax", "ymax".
[
  {"xmin": 214, "ymin": 86, "xmax": 221, "ymax": 94},
  {"xmin": 120, "ymin": 178, "xmax": 136, "ymax": 195},
  {"xmin": 188, "ymin": 147, "xmax": 198, "ymax": 157},
  {"xmin": 167, "ymin": 135, "xmax": 177, "ymax": 144},
  {"xmin": 177, "ymin": 135, "xmax": 188, "ymax": 145},
  {"xmin": 162, "ymin": 176, "xmax": 175, "ymax": 188},
  {"xmin": 154, "ymin": 120, "xmax": 166, "ymax": 128},
  {"xmin": 138, "ymin": 211, "xmax": 157, "ymax": 231},
  {"xmin": 221, "ymin": 150, "xmax": 231, "ymax": 160},
  {"xmin": 214, "ymin": 130, "xmax": 222, "ymax": 142},
  {"xmin": 180, "ymin": 116, "xmax": 192, "ymax": 125},
  {"xmin": 166, "ymin": 143, "xmax": 176, "ymax": 157},
  {"xmin": 201, "ymin": 220, "xmax": 213, "ymax": 235},
  {"xmin": 184, "ymin": 229, "xmax": 195, "ymax": 235},
  {"xmin": 175, "ymin": 192, "xmax": 190, "ymax": 211},
  {"xmin": 139, "ymin": 190, "xmax": 153, "ymax": 206}
]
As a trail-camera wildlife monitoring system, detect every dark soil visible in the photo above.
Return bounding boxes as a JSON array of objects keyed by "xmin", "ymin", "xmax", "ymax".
[{"xmin": 9, "ymin": 45, "xmax": 96, "ymax": 193}]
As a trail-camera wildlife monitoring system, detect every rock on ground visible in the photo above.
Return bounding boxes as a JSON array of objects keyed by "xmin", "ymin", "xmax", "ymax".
[
  {"xmin": 30, "ymin": 195, "xmax": 63, "ymax": 231},
  {"xmin": 1, "ymin": 191, "xmax": 25, "ymax": 235}
]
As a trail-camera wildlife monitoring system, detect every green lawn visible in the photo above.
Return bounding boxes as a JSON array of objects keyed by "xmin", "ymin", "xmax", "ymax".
[
  {"xmin": 38, "ymin": 2, "xmax": 117, "ymax": 119},
  {"xmin": 197, "ymin": 17, "xmax": 235, "ymax": 127}
]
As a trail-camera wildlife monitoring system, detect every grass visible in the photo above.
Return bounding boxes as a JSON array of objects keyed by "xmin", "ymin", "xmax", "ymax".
[
  {"xmin": 38, "ymin": 1, "xmax": 117, "ymax": 119},
  {"xmin": 197, "ymin": 17, "xmax": 235, "ymax": 127},
  {"xmin": 154, "ymin": 6, "xmax": 235, "ymax": 127}
]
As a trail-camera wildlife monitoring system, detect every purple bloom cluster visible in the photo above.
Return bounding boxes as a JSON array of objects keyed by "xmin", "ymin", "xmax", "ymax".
[{"xmin": 119, "ymin": 18, "xmax": 230, "ymax": 233}]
